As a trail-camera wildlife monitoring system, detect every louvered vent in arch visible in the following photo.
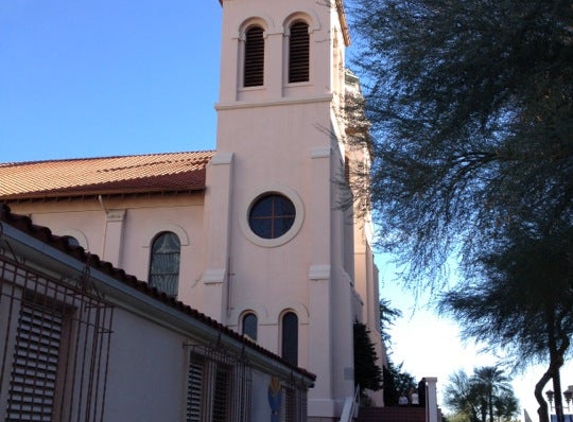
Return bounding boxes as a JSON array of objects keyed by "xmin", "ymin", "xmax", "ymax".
[
  {"xmin": 289, "ymin": 22, "xmax": 310, "ymax": 83},
  {"xmin": 244, "ymin": 26, "xmax": 264, "ymax": 87}
]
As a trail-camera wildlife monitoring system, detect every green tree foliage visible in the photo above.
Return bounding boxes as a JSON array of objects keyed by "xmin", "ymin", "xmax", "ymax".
[
  {"xmin": 353, "ymin": 321, "xmax": 383, "ymax": 396},
  {"xmin": 493, "ymin": 392, "xmax": 519, "ymax": 422},
  {"xmin": 377, "ymin": 298, "xmax": 418, "ymax": 405},
  {"xmin": 444, "ymin": 370, "xmax": 481, "ymax": 422},
  {"xmin": 349, "ymin": 0, "xmax": 573, "ymax": 287},
  {"xmin": 382, "ymin": 364, "xmax": 400, "ymax": 406},
  {"xmin": 473, "ymin": 367, "xmax": 513, "ymax": 422},
  {"xmin": 383, "ymin": 360, "xmax": 417, "ymax": 405},
  {"xmin": 380, "ymin": 298, "xmax": 402, "ymax": 346},
  {"xmin": 444, "ymin": 367, "xmax": 518, "ymax": 422},
  {"xmin": 439, "ymin": 228, "xmax": 573, "ymax": 422}
]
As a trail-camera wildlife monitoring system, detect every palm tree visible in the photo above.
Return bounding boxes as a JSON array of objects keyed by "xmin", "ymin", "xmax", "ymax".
[
  {"xmin": 472, "ymin": 366, "xmax": 512, "ymax": 422},
  {"xmin": 445, "ymin": 367, "xmax": 518, "ymax": 422}
]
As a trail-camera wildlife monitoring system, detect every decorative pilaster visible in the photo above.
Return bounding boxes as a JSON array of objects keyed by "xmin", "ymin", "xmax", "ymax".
[
  {"xmin": 102, "ymin": 209, "xmax": 126, "ymax": 267},
  {"xmin": 202, "ymin": 152, "xmax": 234, "ymax": 323}
]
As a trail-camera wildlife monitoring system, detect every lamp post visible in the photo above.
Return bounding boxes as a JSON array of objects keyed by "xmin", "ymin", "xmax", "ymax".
[
  {"xmin": 546, "ymin": 386, "xmax": 573, "ymax": 422},
  {"xmin": 547, "ymin": 390, "xmax": 555, "ymax": 411},
  {"xmin": 564, "ymin": 387, "xmax": 573, "ymax": 419}
]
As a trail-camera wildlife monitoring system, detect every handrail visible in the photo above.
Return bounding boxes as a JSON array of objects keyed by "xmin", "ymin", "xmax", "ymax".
[{"xmin": 338, "ymin": 386, "xmax": 360, "ymax": 422}]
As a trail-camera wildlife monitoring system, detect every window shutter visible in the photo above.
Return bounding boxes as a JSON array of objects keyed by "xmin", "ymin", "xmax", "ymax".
[
  {"xmin": 6, "ymin": 304, "xmax": 64, "ymax": 421},
  {"xmin": 289, "ymin": 22, "xmax": 310, "ymax": 83},
  {"xmin": 186, "ymin": 349, "xmax": 251, "ymax": 422},
  {"xmin": 186, "ymin": 362, "xmax": 203, "ymax": 422},
  {"xmin": 244, "ymin": 26, "xmax": 264, "ymax": 87}
]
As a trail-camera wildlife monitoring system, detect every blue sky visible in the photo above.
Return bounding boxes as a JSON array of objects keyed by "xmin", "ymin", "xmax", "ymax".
[
  {"xmin": 1, "ymin": 1, "xmax": 569, "ymax": 416},
  {"xmin": 1, "ymin": 0, "xmax": 221, "ymax": 162}
]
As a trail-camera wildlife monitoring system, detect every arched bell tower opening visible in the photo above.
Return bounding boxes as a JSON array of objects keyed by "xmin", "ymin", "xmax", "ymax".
[
  {"xmin": 243, "ymin": 25, "xmax": 265, "ymax": 87},
  {"xmin": 287, "ymin": 20, "xmax": 310, "ymax": 84}
]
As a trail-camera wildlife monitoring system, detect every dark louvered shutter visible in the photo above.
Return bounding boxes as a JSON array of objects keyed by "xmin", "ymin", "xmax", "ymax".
[
  {"xmin": 289, "ymin": 22, "xmax": 310, "ymax": 83},
  {"xmin": 186, "ymin": 360, "xmax": 204, "ymax": 422},
  {"xmin": 244, "ymin": 26, "xmax": 264, "ymax": 87},
  {"xmin": 6, "ymin": 304, "xmax": 64, "ymax": 421}
]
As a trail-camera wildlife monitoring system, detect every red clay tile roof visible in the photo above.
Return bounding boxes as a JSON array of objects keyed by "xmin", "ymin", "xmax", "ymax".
[
  {"xmin": 0, "ymin": 151, "xmax": 214, "ymax": 200},
  {"xmin": 0, "ymin": 203, "xmax": 316, "ymax": 382}
]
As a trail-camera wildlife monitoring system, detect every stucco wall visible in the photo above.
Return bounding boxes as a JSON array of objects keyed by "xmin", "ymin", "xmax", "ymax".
[{"xmin": 104, "ymin": 308, "xmax": 188, "ymax": 421}]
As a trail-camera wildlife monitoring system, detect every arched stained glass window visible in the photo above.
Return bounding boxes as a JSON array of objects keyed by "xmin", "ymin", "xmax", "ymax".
[
  {"xmin": 149, "ymin": 232, "xmax": 180, "ymax": 297},
  {"xmin": 281, "ymin": 312, "xmax": 298, "ymax": 366},
  {"xmin": 242, "ymin": 313, "xmax": 258, "ymax": 341}
]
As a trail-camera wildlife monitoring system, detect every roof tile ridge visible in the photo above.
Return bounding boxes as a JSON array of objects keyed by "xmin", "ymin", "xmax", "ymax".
[
  {"xmin": 0, "ymin": 150, "xmax": 216, "ymax": 167},
  {"xmin": 0, "ymin": 157, "xmax": 95, "ymax": 167}
]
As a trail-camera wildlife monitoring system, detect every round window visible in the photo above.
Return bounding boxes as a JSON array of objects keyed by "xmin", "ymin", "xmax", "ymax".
[
  {"xmin": 248, "ymin": 193, "xmax": 296, "ymax": 239},
  {"xmin": 240, "ymin": 186, "xmax": 304, "ymax": 247}
]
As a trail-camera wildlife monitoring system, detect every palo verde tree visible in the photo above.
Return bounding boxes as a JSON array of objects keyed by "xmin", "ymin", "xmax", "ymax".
[
  {"xmin": 349, "ymin": 1, "xmax": 572, "ymax": 419},
  {"xmin": 349, "ymin": 0, "xmax": 572, "ymax": 287}
]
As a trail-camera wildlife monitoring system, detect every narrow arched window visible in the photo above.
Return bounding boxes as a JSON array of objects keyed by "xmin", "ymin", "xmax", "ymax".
[
  {"xmin": 148, "ymin": 232, "xmax": 180, "ymax": 297},
  {"xmin": 244, "ymin": 26, "xmax": 264, "ymax": 87},
  {"xmin": 281, "ymin": 312, "xmax": 298, "ymax": 365},
  {"xmin": 288, "ymin": 21, "xmax": 309, "ymax": 83},
  {"xmin": 242, "ymin": 313, "xmax": 258, "ymax": 341}
]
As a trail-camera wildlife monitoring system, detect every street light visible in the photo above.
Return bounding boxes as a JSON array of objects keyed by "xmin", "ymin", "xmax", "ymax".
[
  {"xmin": 546, "ymin": 387, "xmax": 573, "ymax": 422},
  {"xmin": 547, "ymin": 390, "xmax": 555, "ymax": 410},
  {"xmin": 564, "ymin": 387, "xmax": 573, "ymax": 412}
]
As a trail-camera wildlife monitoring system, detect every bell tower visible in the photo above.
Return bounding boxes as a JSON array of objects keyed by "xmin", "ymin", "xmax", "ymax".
[{"xmin": 201, "ymin": 0, "xmax": 371, "ymax": 419}]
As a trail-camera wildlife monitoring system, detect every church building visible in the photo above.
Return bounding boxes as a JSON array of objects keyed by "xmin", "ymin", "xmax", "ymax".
[{"xmin": 0, "ymin": 0, "xmax": 385, "ymax": 419}]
